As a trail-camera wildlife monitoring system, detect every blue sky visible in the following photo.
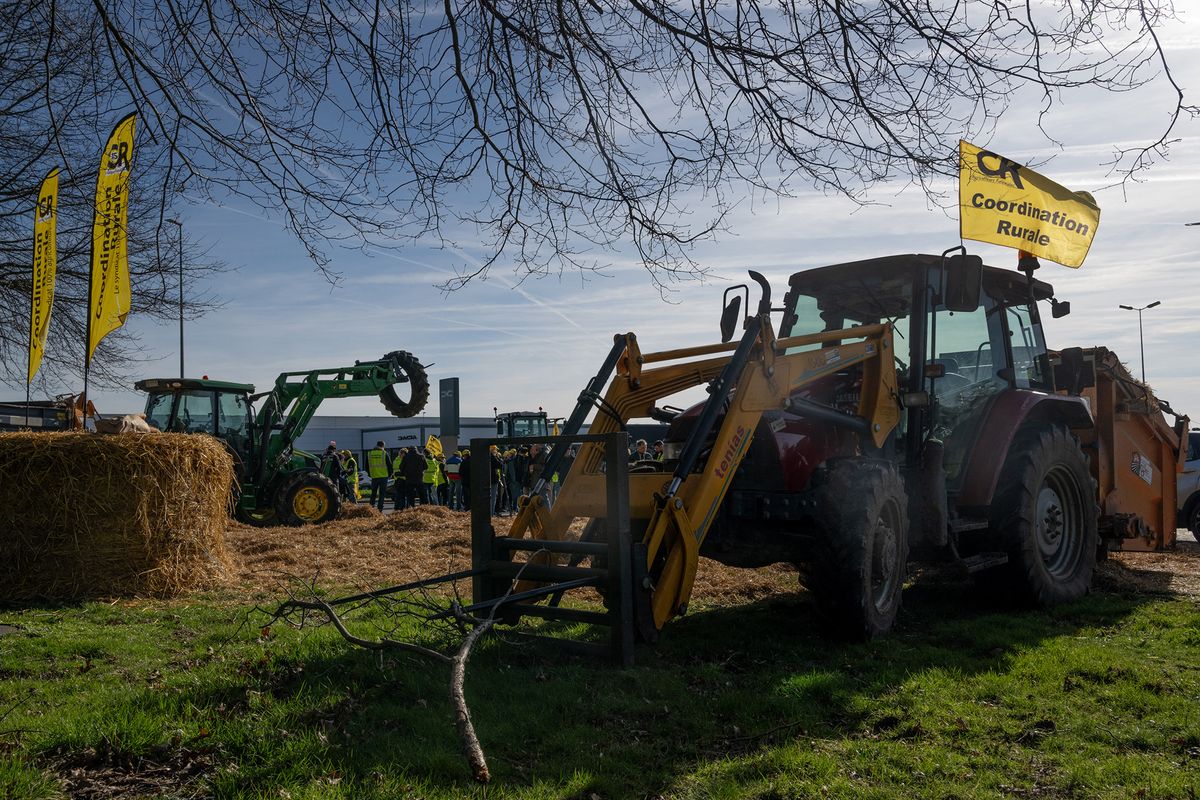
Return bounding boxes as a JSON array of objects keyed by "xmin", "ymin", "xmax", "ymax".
[{"xmin": 86, "ymin": 13, "xmax": 1200, "ymax": 422}]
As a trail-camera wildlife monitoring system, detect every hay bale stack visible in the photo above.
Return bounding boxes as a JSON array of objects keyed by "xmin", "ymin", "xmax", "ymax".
[{"xmin": 0, "ymin": 431, "xmax": 234, "ymax": 600}]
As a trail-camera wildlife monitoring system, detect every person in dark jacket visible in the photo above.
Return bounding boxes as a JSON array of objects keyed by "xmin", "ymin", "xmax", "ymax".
[
  {"xmin": 459, "ymin": 449, "xmax": 472, "ymax": 509},
  {"xmin": 528, "ymin": 443, "xmax": 551, "ymax": 506},
  {"xmin": 489, "ymin": 445, "xmax": 504, "ymax": 516},
  {"xmin": 503, "ymin": 449, "xmax": 521, "ymax": 513},
  {"xmin": 400, "ymin": 446, "xmax": 426, "ymax": 508}
]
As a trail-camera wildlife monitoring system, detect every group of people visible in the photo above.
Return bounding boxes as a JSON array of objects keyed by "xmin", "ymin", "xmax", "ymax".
[{"xmin": 325, "ymin": 436, "xmax": 667, "ymax": 516}]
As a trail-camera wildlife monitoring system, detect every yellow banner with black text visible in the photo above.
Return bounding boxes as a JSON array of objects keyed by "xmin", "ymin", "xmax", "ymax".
[
  {"xmin": 88, "ymin": 113, "xmax": 136, "ymax": 361},
  {"xmin": 29, "ymin": 167, "xmax": 60, "ymax": 384},
  {"xmin": 958, "ymin": 140, "xmax": 1100, "ymax": 269}
]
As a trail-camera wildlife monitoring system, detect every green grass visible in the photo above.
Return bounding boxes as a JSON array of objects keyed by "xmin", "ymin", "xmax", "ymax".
[{"xmin": 1, "ymin": 581, "xmax": 1198, "ymax": 799}]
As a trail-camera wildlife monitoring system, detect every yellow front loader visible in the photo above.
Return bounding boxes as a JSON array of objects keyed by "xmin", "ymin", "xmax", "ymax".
[{"xmin": 499, "ymin": 271, "xmax": 902, "ymax": 642}]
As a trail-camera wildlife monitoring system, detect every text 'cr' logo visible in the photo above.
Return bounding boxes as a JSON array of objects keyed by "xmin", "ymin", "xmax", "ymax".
[{"xmin": 976, "ymin": 151, "xmax": 1023, "ymax": 189}]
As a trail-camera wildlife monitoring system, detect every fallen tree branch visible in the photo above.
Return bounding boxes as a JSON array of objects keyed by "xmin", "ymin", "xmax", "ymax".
[
  {"xmin": 450, "ymin": 607, "xmax": 493, "ymax": 782},
  {"xmin": 263, "ymin": 550, "xmax": 549, "ymax": 784}
]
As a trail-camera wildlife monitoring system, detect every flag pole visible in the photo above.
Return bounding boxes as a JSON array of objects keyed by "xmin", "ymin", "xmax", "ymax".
[{"xmin": 82, "ymin": 300, "xmax": 92, "ymax": 431}]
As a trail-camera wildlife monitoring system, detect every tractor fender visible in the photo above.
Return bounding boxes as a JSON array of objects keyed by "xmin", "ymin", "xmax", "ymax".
[{"xmin": 956, "ymin": 390, "xmax": 1093, "ymax": 510}]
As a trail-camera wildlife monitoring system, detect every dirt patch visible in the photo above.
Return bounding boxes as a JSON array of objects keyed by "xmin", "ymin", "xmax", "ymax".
[
  {"xmin": 1097, "ymin": 537, "xmax": 1200, "ymax": 597},
  {"xmin": 52, "ymin": 743, "xmax": 217, "ymax": 800}
]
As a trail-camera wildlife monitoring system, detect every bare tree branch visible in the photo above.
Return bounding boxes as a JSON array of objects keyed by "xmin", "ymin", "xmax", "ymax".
[{"xmin": 1, "ymin": 0, "xmax": 1192, "ymax": 321}]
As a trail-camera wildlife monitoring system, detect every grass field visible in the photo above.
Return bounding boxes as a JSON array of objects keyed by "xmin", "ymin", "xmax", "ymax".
[{"xmin": 2, "ymin": 567, "xmax": 1198, "ymax": 799}]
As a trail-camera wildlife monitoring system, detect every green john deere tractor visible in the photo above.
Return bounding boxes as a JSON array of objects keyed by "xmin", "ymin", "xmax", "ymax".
[{"xmin": 135, "ymin": 351, "xmax": 428, "ymax": 526}]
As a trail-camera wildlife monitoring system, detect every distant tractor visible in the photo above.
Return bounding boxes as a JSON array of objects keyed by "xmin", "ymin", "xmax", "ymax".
[
  {"xmin": 494, "ymin": 409, "xmax": 553, "ymax": 439},
  {"xmin": 136, "ymin": 351, "xmax": 428, "ymax": 526}
]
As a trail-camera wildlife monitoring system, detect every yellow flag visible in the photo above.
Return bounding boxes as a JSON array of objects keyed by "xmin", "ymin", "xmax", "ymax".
[
  {"xmin": 29, "ymin": 167, "xmax": 60, "ymax": 384},
  {"xmin": 959, "ymin": 140, "xmax": 1100, "ymax": 269},
  {"xmin": 426, "ymin": 434, "xmax": 443, "ymax": 458},
  {"xmin": 88, "ymin": 113, "xmax": 136, "ymax": 361}
]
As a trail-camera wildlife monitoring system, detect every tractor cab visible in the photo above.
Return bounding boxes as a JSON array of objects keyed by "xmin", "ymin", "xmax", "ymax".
[
  {"xmin": 136, "ymin": 377, "xmax": 257, "ymax": 473},
  {"xmin": 776, "ymin": 253, "xmax": 1070, "ymax": 487},
  {"xmin": 495, "ymin": 409, "xmax": 551, "ymax": 439}
]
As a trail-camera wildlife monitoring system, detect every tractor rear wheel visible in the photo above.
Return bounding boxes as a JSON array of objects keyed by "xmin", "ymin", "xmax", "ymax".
[
  {"xmin": 807, "ymin": 460, "xmax": 909, "ymax": 640},
  {"xmin": 379, "ymin": 350, "xmax": 430, "ymax": 418},
  {"xmin": 983, "ymin": 424, "xmax": 1097, "ymax": 605},
  {"xmin": 276, "ymin": 472, "xmax": 341, "ymax": 525}
]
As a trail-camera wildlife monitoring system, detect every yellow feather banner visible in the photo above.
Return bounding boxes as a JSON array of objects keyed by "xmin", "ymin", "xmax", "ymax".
[
  {"xmin": 29, "ymin": 167, "xmax": 60, "ymax": 384},
  {"xmin": 88, "ymin": 113, "xmax": 136, "ymax": 361}
]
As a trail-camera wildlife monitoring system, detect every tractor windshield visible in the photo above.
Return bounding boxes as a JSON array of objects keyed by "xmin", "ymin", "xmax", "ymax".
[
  {"xmin": 783, "ymin": 260, "xmax": 915, "ymax": 357},
  {"xmin": 143, "ymin": 390, "xmax": 216, "ymax": 434},
  {"xmin": 144, "ymin": 392, "xmax": 173, "ymax": 431}
]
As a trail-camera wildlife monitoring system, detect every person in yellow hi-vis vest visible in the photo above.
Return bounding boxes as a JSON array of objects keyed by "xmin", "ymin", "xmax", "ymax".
[
  {"xmin": 340, "ymin": 449, "xmax": 360, "ymax": 501},
  {"xmin": 422, "ymin": 450, "xmax": 444, "ymax": 505},
  {"xmin": 365, "ymin": 440, "xmax": 391, "ymax": 512}
]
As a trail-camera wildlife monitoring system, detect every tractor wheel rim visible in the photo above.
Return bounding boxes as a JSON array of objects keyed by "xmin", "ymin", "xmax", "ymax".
[
  {"xmin": 294, "ymin": 487, "xmax": 329, "ymax": 521},
  {"xmin": 1037, "ymin": 467, "xmax": 1080, "ymax": 575},
  {"xmin": 871, "ymin": 513, "xmax": 900, "ymax": 611}
]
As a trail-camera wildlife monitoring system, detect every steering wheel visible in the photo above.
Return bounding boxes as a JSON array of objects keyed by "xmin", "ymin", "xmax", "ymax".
[
  {"xmin": 938, "ymin": 373, "xmax": 994, "ymax": 406},
  {"xmin": 937, "ymin": 372, "xmax": 974, "ymax": 394}
]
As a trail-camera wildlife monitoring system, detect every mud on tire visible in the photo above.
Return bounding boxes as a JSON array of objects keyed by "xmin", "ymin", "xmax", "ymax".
[
  {"xmin": 982, "ymin": 424, "xmax": 1097, "ymax": 605},
  {"xmin": 379, "ymin": 350, "xmax": 430, "ymax": 418},
  {"xmin": 806, "ymin": 459, "xmax": 909, "ymax": 641}
]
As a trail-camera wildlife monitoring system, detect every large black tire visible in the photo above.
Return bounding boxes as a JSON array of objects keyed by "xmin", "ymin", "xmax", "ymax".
[
  {"xmin": 1187, "ymin": 499, "xmax": 1200, "ymax": 539},
  {"xmin": 379, "ymin": 350, "xmax": 430, "ymax": 418},
  {"xmin": 983, "ymin": 424, "xmax": 1097, "ymax": 605},
  {"xmin": 807, "ymin": 460, "xmax": 909, "ymax": 640},
  {"xmin": 275, "ymin": 471, "xmax": 341, "ymax": 526},
  {"xmin": 234, "ymin": 506, "xmax": 278, "ymax": 527}
]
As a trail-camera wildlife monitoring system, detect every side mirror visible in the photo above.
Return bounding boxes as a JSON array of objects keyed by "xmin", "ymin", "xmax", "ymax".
[
  {"xmin": 1052, "ymin": 347, "xmax": 1094, "ymax": 395},
  {"xmin": 1052, "ymin": 299, "xmax": 1071, "ymax": 318},
  {"xmin": 720, "ymin": 293, "xmax": 743, "ymax": 343},
  {"xmin": 944, "ymin": 254, "xmax": 983, "ymax": 312}
]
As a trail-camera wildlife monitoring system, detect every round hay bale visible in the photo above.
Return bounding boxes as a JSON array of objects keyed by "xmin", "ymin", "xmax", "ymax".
[{"xmin": 0, "ymin": 431, "xmax": 234, "ymax": 600}]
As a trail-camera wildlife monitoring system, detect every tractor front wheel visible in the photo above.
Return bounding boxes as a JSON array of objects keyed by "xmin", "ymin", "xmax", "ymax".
[
  {"xmin": 276, "ymin": 472, "xmax": 341, "ymax": 525},
  {"xmin": 984, "ymin": 424, "xmax": 1097, "ymax": 605},
  {"xmin": 807, "ymin": 460, "xmax": 909, "ymax": 640}
]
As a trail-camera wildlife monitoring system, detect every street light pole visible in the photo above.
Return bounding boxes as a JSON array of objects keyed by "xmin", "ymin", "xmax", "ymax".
[
  {"xmin": 166, "ymin": 218, "xmax": 184, "ymax": 378},
  {"xmin": 1117, "ymin": 300, "xmax": 1161, "ymax": 382}
]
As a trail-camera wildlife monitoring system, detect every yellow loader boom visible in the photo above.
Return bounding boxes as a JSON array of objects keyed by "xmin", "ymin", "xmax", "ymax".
[{"xmin": 508, "ymin": 271, "xmax": 901, "ymax": 633}]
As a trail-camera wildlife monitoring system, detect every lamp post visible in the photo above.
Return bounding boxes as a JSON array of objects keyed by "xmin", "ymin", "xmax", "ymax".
[
  {"xmin": 166, "ymin": 218, "xmax": 184, "ymax": 378},
  {"xmin": 1117, "ymin": 300, "xmax": 1160, "ymax": 382}
]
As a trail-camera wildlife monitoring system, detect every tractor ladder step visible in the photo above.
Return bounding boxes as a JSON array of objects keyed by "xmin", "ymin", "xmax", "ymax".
[
  {"xmin": 949, "ymin": 517, "xmax": 990, "ymax": 535},
  {"xmin": 961, "ymin": 551, "xmax": 1009, "ymax": 573}
]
